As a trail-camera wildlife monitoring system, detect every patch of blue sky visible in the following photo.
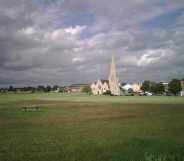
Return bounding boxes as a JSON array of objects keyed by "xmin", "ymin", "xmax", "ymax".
[
  {"xmin": 80, "ymin": 30, "xmax": 97, "ymax": 40},
  {"xmin": 51, "ymin": 10, "xmax": 95, "ymax": 29},
  {"xmin": 39, "ymin": 0, "xmax": 65, "ymax": 8},
  {"xmin": 50, "ymin": 9, "xmax": 96, "ymax": 40},
  {"xmin": 143, "ymin": 8, "xmax": 184, "ymax": 30}
]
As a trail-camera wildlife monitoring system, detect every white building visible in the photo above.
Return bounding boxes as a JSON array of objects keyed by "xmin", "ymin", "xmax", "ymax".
[
  {"xmin": 121, "ymin": 83, "xmax": 142, "ymax": 93},
  {"xmin": 122, "ymin": 84, "xmax": 133, "ymax": 91},
  {"xmin": 91, "ymin": 55, "xmax": 121, "ymax": 95},
  {"xmin": 91, "ymin": 80, "xmax": 110, "ymax": 95},
  {"xmin": 132, "ymin": 83, "xmax": 142, "ymax": 93},
  {"xmin": 180, "ymin": 91, "xmax": 184, "ymax": 96}
]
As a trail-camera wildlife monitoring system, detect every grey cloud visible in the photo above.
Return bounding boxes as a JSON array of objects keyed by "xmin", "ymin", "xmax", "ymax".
[{"xmin": 0, "ymin": 0, "xmax": 184, "ymax": 86}]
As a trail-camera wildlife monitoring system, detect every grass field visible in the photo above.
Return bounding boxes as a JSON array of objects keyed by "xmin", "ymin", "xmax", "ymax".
[{"xmin": 0, "ymin": 93, "xmax": 184, "ymax": 161}]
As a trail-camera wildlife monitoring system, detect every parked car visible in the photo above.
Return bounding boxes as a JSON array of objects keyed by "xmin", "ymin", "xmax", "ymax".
[
  {"xmin": 145, "ymin": 92, "xmax": 153, "ymax": 96},
  {"xmin": 139, "ymin": 92, "xmax": 152, "ymax": 96}
]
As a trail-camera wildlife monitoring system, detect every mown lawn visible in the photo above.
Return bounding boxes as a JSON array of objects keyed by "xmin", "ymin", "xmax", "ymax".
[{"xmin": 0, "ymin": 93, "xmax": 184, "ymax": 161}]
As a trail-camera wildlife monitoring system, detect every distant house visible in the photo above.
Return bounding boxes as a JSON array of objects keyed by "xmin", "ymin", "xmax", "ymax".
[
  {"xmin": 121, "ymin": 83, "xmax": 142, "ymax": 93},
  {"xmin": 180, "ymin": 80, "xmax": 184, "ymax": 96},
  {"xmin": 132, "ymin": 83, "xmax": 142, "ymax": 93},
  {"xmin": 54, "ymin": 87, "xmax": 65, "ymax": 93},
  {"xmin": 91, "ymin": 80, "xmax": 110, "ymax": 95},
  {"xmin": 67, "ymin": 84, "xmax": 89, "ymax": 93},
  {"xmin": 121, "ymin": 84, "xmax": 133, "ymax": 91},
  {"xmin": 181, "ymin": 91, "xmax": 184, "ymax": 96}
]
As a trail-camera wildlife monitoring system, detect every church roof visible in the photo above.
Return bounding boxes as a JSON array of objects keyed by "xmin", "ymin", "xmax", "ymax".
[
  {"xmin": 100, "ymin": 80, "xmax": 109, "ymax": 84},
  {"xmin": 93, "ymin": 80, "xmax": 109, "ymax": 86}
]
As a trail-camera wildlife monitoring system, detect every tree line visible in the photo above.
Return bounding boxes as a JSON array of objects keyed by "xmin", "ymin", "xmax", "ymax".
[
  {"xmin": 141, "ymin": 79, "xmax": 183, "ymax": 95},
  {"xmin": 0, "ymin": 79, "xmax": 183, "ymax": 96},
  {"xmin": 0, "ymin": 85, "xmax": 62, "ymax": 93}
]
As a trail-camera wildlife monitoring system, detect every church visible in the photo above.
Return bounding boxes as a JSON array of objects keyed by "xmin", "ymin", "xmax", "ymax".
[{"xmin": 91, "ymin": 55, "xmax": 120, "ymax": 96}]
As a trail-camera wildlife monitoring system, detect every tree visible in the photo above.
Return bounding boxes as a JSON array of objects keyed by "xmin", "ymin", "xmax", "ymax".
[
  {"xmin": 150, "ymin": 82, "xmax": 157, "ymax": 93},
  {"xmin": 150, "ymin": 82, "xmax": 165, "ymax": 94},
  {"xmin": 8, "ymin": 86, "xmax": 16, "ymax": 92},
  {"xmin": 141, "ymin": 80, "xmax": 151, "ymax": 92},
  {"xmin": 53, "ymin": 85, "xmax": 59, "ymax": 91},
  {"xmin": 168, "ymin": 79, "xmax": 182, "ymax": 95},
  {"xmin": 82, "ymin": 86, "xmax": 92, "ymax": 94},
  {"xmin": 23, "ymin": 86, "xmax": 35, "ymax": 93},
  {"xmin": 103, "ymin": 90, "xmax": 112, "ymax": 95},
  {"xmin": 156, "ymin": 83, "xmax": 165, "ymax": 94},
  {"xmin": 37, "ymin": 85, "xmax": 45, "ymax": 92},
  {"xmin": 45, "ymin": 85, "xmax": 51, "ymax": 92},
  {"xmin": 141, "ymin": 81, "xmax": 165, "ymax": 94}
]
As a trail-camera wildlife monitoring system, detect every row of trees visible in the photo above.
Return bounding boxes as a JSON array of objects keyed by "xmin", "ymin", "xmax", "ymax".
[
  {"xmin": 141, "ymin": 81, "xmax": 165, "ymax": 94},
  {"xmin": 0, "ymin": 85, "xmax": 61, "ymax": 93},
  {"xmin": 1, "ymin": 85, "xmax": 92, "ymax": 94},
  {"xmin": 81, "ymin": 86, "xmax": 92, "ymax": 94},
  {"xmin": 1, "ymin": 79, "xmax": 183, "ymax": 96},
  {"xmin": 141, "ymin": 79, "xmax": 182, "ymax": 95}
]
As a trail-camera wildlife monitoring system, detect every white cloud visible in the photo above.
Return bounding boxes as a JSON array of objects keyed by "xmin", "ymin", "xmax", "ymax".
[
  {"xmin": 44, "ymin": 29, "xmax": 66, "ymax": 41},
  {"xmin": 72, "ymin": 57, "xmax": 84, "ymax": 63},
  {"xmin": 21, "ymin": 27, "xmax": 36, "ymax": 35},
  {"xmin": 64, "ymin": 25, "xmax": 87, "ymax": 35},
  {"xmin": 0, "ymin": 0, "xmax": 184, "ymax": 86},
  {"xmin": 138, "ymin": 49, "xmax": 174, "ymax": 67}
]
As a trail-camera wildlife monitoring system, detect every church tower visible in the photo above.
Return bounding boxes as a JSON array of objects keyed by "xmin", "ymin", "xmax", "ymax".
[{"xmin": 109, "ymin": 54, "xmax": 120, "ymax": 95}]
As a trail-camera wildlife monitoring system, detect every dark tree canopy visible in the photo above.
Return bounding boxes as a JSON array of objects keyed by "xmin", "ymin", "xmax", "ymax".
[
  {"xmin": 53, "ymin": 85, "xmax": 59, "ymax": 91},
  {"xmin": 82, "ymin": 86, "xmax": 92, "ymax": 94},
  {"xmin": 141, "ymin": 80, "xmax": 151, "ymax": 92},
  {"xmin": 156, "ymin": 83, "xmax": 165, "ymax": 94},
  {"xmin": 168, "ymin": 79, "xmax": 182, "ymax": 95},
  {"xmin": 141, "ymin": 81, "xmax": 165, "ymax": 94},
  {"xmin": 103, "ymin": 90, "xmax": 112, "ymax": 95},
  {"xmin": 46, "ymin": 85, "xmax": 52, "ymax": 92},
  {"xmin": 8, "ymin": 86, "xmax": 15, "ymax": 91}
]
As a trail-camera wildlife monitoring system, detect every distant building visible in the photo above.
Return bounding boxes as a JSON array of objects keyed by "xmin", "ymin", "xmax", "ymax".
[
  {"xmin": 121, "ymin": 84, "xmax": 133, "ymax": 91},
  {"xmin": 180, "ymin": 80, "xmax": 184, "ymax": 96},
  {"xmin": 132, "ymin": 83, "xmax": 142, "ymax": 93},
  {"xmin": 91, "ymin": 55, "xmax": 120, "ymax": 95},
  {"xmin": 181, "ymin": 91, "xmax": 184, "ymax": 96},
  {"xmin": 91, "ymin": 80, "xmax": 110, "ymax": 95},
  {"xmin": 67, "ymin": 84, "xmax": 89, "ymax": 93},
  {"xmin": 121, "ymin": 83, "xmax": 142, "ymax": 93},
  {"xmin": 54, "ymin": 87, "xmax": 65, "ymax": 93}
]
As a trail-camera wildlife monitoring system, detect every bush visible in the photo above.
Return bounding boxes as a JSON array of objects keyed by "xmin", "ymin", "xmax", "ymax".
[{"xmin": 103, "ymin": 90, "xmax": 112, "ymax": 95}]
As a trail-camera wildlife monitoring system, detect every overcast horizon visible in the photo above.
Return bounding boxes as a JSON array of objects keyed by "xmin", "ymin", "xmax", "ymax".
[{"xmin": 0, "ymin": 0, "xmax": 184, "ymax": 87}]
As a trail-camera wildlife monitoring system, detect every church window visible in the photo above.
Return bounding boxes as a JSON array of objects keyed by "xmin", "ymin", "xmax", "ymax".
[{"xmin": 98, "ymin": 85, "xmax": 101, "ymax": 89}]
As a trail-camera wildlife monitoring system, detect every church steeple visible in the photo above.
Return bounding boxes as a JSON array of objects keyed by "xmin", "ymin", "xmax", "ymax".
[{"xmin": 109, "ymin": 54, "xmax": 120, "ymax": 95}]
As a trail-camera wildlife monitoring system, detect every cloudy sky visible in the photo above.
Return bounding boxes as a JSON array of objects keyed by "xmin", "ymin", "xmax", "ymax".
[{"xmin": 0, "ymin": 0, "xmax": 184, "ymax": 87}]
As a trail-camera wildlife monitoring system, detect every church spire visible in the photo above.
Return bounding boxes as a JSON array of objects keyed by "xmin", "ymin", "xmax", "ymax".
[{"xmin": 109, "ymin": 54, "xmax": 120, "ymax": 95}]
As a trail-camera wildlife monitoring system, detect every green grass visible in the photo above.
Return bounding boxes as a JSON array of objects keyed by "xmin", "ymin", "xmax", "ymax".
[{"xmin": 0, "ymin": 93, "xmax": 184, "ymax": 161}]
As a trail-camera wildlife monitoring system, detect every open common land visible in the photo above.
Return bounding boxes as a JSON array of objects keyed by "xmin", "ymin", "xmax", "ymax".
[{"xmin": 0, "ymin": 93, "xmax": 184, "ymax": 161}]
